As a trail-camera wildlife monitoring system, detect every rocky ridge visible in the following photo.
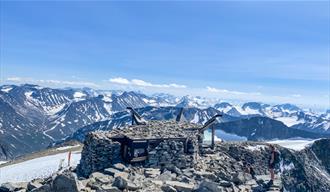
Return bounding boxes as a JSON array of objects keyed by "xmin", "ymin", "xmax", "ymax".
[{"xmin": 2, "ymin": 138, "xmax": 329, "ymax": 192}]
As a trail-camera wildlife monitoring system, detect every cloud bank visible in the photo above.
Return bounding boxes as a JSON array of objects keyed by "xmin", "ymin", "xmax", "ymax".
[
  {"xmin": 109, "ymin": 77, "xmax": 187, "ymax": 89},
  {"xmin": 5, "ymin": 77, "xmax": 99, "ymax": 87},
  {"xmin": 206, "ymin": 86, "xmax": 261, "ymax": 96}
]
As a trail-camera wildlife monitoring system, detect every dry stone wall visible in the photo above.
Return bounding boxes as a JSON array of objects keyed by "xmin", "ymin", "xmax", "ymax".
[
  {"xmin": 146, "ymin": 139, "xmax": 197, "ymax": 169},
  {"xmin": 77, "ymin": 132, "xmax": 122, "ymax": 177}
]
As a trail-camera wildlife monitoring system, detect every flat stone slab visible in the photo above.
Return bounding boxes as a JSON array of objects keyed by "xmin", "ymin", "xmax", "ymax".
[
  {"xmin": 165, "ymin": 181, "xmax": 195, "ymax": 192},
  {"xmin": 112, "ymin": 163, "xmax": 126, "ymax": 171},
  {"xmin": 104, "ymin": 168, "xmax": 121, "ymax": 176}
]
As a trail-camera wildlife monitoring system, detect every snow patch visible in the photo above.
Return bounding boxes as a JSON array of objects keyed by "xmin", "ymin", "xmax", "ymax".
[
  {"xmin": 246, "ymin": 145, "xmax": 266, "ymax": 151},
  {"xmin": 73, "ymin": 92, "xmax": 86, "ymax": 101},
  {"xmin": 275, "ymin": 117, "xmax": 304, "ymax": 127},
  {"xmin": 102, "ymin": 95, "xmax": 112, "ymax": 102},
  {"xmin": 243, "ymin": 106, "xmax": 262, "ymax": 115},
  {"xmin": 0, "ymin": 151, "xmax": 81, "ymax": 184},
  {"xmin": 191, "ymin": 113, "xmax": 200, "ymax": 124},
  {"xmin": 0, "ymin": 161, "xmax": 7, "ymax": 165},
  {"xmin": 215, "ymin": 129, "xmax": 248, "ymax": 141},
  {"xmin": 280, "ymin": 161, "xmax": 295, "ymax": 172},
  {"xmin": 267, "ymin": 139, "xmax": 316, "ymax": 151},
  {"xmin": 1, "ymin": 87, "xmax": 12, "ymax": 93},
  {"xmin": 46, "ymin": 104, "xmax": 66, "ymax": 115},
  {"xmin": 24, "ymin": 91, "xmax": 33, "ymax": 100}
]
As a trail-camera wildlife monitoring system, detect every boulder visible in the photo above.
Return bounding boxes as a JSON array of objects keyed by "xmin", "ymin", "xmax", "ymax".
[
  {"xmin": 52, "ymin": 172, "xmax": 79, "ymax": 192},
  {"xmin": 150, "ymin": 180, "xmax": 164, "ymax": 186},
  {"xmin": 126, "ymin": 181, "xmax": 141, "ymax": 191},
  {"xmin": 219, "ymin": 181, "xmax": 232, "ymax": 187},
  {"xmin": 97, "ymin": 185, "xmax": 121, "ymax": 192},
  {"xmin": 90, "ymin": 172, "xmax": 113, "ymax": 184},
  {"xmin": 144, "ymin": 168, "xmax": 161, "ymax": 178},
  {"xmin": 86, "ymin": 178, "xmax": 102, "ymax": 191},
  {"xmin": 161, "ymin": 184, "xmax": 177, "ymax": 192},
  {"xmin": 167, "ymin": 166, "xmax": 182, "ymax": 175},
  {"xmin": 30, "ymin": 184, "xmax": 51, "ymax": 192},
  {"xmin": 195, "ymin": 171, "xmax": 217, "ymax": 181},
  {"xmin": 198, "ymin": 180, "xmax": 221, "ymax": 192},
  {"xmin": 112, "ymin": 176, "xmax": 128, "ymax": 190},
  {"xmin": 157, "ymin": 170, "xmax": 175, "ymax": 181},
  {"xmin": 0, "ymin": 183, "xmax": 16, "ymax": 192},
  {"xmin": 27, "ymin": 179, "xmax": 43, "ymax": 191},
  {"xmin": 182, "ymin": 169, "xmax": 194, "ymax": 177},
  {"xmin": 232, "ymin": 172, "xmax": 246, "ymax": 185},
  {"xmin": 165, "ymin": 181, "xmax": 194, "ymax": 192},
  {"xmin": 104, "ymin": 168, "xmax": 121, "ymax": 176},
  {"xmin": 114, "ymin": 171, "xmax": 129, "ymax": 179},
  {"xmin": 112, "ymin": 163, "xmax": 126, "ymax": 171},
  {"xmin": 0, "ymin": 182, "xmax": 27, "ymax": 192}
]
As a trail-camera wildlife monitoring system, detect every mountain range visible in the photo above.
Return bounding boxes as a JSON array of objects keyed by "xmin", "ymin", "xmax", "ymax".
[{"xmin": 0, "ymin": 84, "xmax": 329, "ymax": 159}]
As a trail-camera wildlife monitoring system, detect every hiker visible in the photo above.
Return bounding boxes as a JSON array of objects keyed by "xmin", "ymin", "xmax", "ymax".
[{"xmin": 268, "ymin": 144, "xmax": 280, "ymax": 185}]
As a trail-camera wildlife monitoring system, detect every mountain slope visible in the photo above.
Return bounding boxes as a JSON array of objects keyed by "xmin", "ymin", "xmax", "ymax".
[
  {"xmin": 0, "ymin": 97, "xmax": 52, "ymax": 160},
  {"xmin": 216, "ymin": 116, "xmax": 328, "ymax": 141}
]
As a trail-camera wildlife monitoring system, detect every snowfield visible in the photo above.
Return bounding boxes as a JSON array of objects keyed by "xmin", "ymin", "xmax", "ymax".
[
  {"xmin": 0, "ymin": 161, "xmax": 7, "ymax": 165},
  {"xmin": 267, "ymin": 139, "xmax": 316, "ymax": 151},
  {"xmin": 215, "ymin": 129, "xmax": 248, "ymax": 141},
  {"xmin": 0, "ymin": 151, "xmax": 81, "ymax": 184},
  {"xmin": 275, "ymin": 116, "xmax": 304, "ymax": 127}
]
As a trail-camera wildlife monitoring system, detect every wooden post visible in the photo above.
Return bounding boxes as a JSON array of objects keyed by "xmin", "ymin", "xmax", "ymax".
[
  {"xmin": 68, "ymin": 151, "xmax": 72, "ymax": 167},
  {"xmin": 184, "ymin": 138, "xmax": 188, "ymax": 153},
  {"xmin": 211, "ymin": 125, "xmax": 215, "ymax": 149}
]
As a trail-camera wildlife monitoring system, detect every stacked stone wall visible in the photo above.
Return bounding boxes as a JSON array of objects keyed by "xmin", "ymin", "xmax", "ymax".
[
  {"xmin": 146, "ymin": 139, "xmax": 197, "ymax": 169},
  {"xmin": 77, "ymin": 132, "xmax": 122, "ymax": 177}
]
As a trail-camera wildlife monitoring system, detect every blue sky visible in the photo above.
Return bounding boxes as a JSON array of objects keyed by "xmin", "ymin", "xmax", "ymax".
[{"xmin": 0, "ymin": 1, "xmax": 329, "ymax": 110}]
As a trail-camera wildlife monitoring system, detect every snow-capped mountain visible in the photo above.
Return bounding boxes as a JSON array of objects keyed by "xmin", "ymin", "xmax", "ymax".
[
  {"xmin": 321, "ymin": 109, "xmax": 330, "ymax": 120},
  {"xmin": 213, "ymin": 102, "xmax": 330, "ymax": 133},
  {"xmin": 0, "ymin": 84, "xmax": 329, "ymax": 159},
  {"xmin": 175, "ymin": 95, "xmax": 218, "ymax": 108},
  {"xmin": 216, "ymin": 116, "xmax": 326, "ymax": 141},
  {"xmin": 214, "ymin": 102, "xmax": 242, "ymax": 117},
  {"xmin": 0, "ymin": 95, "xmax": 52, "ymax": 160}
]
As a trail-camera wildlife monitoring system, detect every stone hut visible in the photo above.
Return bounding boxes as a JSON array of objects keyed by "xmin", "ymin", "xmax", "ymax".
[{"xmin": 77, "ymin": 108, "xmax": 221, "ymax": 177}]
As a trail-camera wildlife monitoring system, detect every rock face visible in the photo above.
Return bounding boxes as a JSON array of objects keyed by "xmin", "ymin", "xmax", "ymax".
[
  {"xmin": 281, "ymin": 138, "xmax": 330, "ymax": 191},
  {"xmin": 310, "ymin": 139, "xmax": 330, "ymax": 173}
]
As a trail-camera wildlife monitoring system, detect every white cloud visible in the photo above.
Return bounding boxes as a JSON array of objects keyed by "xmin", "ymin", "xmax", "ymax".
[
  {"xmin": 36, "ymin": 80, "xmax": 99, "ymax": 87},
  {"xmin": 5, "ymin": 77, "xmax": 99, "ymax": 87},
  {"xmin": 109, "ymin": 77, "xmax": 130, "ymax": 85},
  {"xmin": 131, "ymin": 79, "xmax": 152, "ymax": 87},
  {"xmin": 206, "ymin": 86, "xmax": 260, "ymax": 96},
  {"xmin": 6, "ymin": 77, "xmax": 23, "ymax": 82},
  {"xmin": 109, "ymin": 77, "xmax": 187, "ymax": 89}
]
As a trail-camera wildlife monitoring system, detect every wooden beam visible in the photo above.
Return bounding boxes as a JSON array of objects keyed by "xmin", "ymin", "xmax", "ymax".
[{"xmin": 211, "ymin": 125, "xmax": 215, "ymax": 149}]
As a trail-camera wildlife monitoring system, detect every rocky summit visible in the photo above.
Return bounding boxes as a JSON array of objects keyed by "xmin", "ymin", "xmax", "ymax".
[{"xmin": 1, "ymin": 110, "xmax": 329, "ymax": 192}]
